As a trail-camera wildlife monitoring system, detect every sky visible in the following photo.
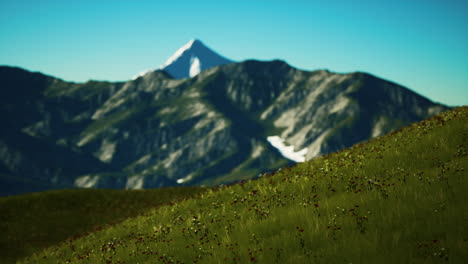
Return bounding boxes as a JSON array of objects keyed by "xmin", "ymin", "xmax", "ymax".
[{"xmin": 0, "ymin": 0, "xmax": 467, "ymax": 106}]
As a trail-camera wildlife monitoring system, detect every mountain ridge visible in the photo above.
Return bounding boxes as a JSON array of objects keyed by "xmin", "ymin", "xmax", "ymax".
[{"xmin": 0, "ymin": 58, "xmax": 449, "ymax": 195}]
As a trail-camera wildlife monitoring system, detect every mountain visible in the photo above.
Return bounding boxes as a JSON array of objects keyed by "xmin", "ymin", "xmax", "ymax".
[
  {"xmin": 0, "ymin": 55, "xmax": 449, "ymax": 196},
  {"xmin": 134, "ymin": 39, "xmax": 234, "ymax": 79}
]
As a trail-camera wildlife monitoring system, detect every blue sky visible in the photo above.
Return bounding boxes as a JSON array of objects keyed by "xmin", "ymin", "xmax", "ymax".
[{"xmin": 0, "ymin": 0, "xmax": 467, "ymax": 106}]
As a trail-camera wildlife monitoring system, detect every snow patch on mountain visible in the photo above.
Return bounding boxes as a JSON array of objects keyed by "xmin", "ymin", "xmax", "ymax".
[
  {"xmin": 267, "ymin": 136, "xmax": 308, "ymax": 162},
  {"xmin": 177, "ymin": 173, "xmax": 193, "ymax": 184},
  {"xmin": 189, "ymin": 56, "xmax": 201, "ymax": 77}
]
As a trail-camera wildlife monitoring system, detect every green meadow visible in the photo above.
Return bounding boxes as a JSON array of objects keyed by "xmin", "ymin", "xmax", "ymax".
[
  {"xmin": 0, "ymin": 187, "xmax": 207, "ymax": 263},
  {"xmin": 2, "ymin": 106, "xmax": 467, "ymax": 263}
]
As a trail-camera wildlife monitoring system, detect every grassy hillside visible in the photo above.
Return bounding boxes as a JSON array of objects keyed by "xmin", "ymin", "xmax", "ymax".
[
  {"xmin": 16, "ymin": 107, "xmax": 468, "ymax": 263},
  {"xmin": 0, "ymin": 187, "xmax": 207, "ymax": 264}
]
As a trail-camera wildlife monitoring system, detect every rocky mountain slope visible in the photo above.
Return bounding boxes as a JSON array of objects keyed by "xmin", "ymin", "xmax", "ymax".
[{"xmin": 0, "ymin": 59, "xmax": 448, "ymax": 195}]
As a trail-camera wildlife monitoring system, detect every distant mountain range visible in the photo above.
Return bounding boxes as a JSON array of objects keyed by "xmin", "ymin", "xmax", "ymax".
[{"xmin": 0, "ymin": 40, "xmax": 449, "ymax": 196}]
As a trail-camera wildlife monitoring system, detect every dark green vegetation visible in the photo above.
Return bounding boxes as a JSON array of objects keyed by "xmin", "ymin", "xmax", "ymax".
[
  {"xmin": 0, "ymin": 63, "xmax": 447, "ymax": 195},
  {"xmin": 17, "ymin": 107, "xmax": 467, "ymax": 263},
  {"xmin": 0, "ymin": 187, "xmax": 207, "ymax": 263}
]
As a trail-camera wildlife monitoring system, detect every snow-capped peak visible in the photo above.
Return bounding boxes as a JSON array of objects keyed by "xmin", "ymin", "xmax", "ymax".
[
  {"xmin": 132, "ymin": 39, "xmax": 233, "ymax": 80},
  {"xmin": 160, "ymin": 39, "xmax": 197, "ymax": 69}
]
